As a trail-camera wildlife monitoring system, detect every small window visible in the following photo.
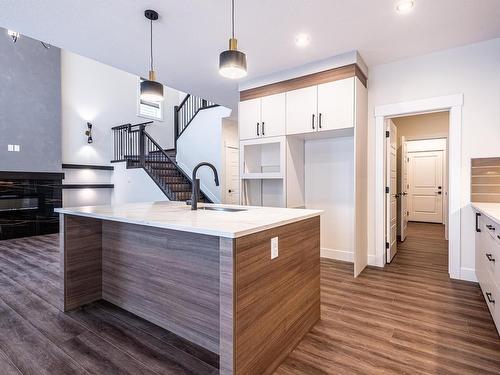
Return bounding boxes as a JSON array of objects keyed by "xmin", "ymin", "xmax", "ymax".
[{"xmin": 137, "ymin": 78, "xmax": 164, "ymax": 121}]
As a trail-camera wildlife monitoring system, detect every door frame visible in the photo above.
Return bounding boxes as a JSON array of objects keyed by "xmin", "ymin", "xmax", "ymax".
[
  {"xmin": 374, "ymin": 94, "xmax": 463, "ymax": 279},
  {"xmin": 223, "ymin": 144, "xmax": 240, "ymax": 204}
]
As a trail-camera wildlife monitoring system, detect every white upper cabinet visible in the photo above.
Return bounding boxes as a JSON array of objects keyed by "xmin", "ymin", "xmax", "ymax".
[
  {"xmin": 239, "ymin": 93, "xmax": 285, "ymax": 140},
  {"xmin": 317, "ymin": 77, "xmax": 355, "ymax": 131},
  {"xmin": 285, "ymin": 86, "xmax": 318, "ymax": 136},
  {"xmin": 239, "ymin": 98, "xmax": 261, "ymax": 140},
  {"xmin": 261, "ymin": 93, "xmax": 286, "ymax": 138}
]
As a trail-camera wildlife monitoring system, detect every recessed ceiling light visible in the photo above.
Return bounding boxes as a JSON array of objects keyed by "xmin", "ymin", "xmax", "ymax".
[
  {"xmin": 295, "ymin": 34, "xmax": 310, "ymax": 47},
  {"xmin": 396, "ymin": 0, "xmax": 415, "ymax": 14}
]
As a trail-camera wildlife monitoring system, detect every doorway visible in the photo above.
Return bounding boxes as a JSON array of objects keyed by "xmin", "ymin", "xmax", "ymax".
[
  {"xmin": 224, "ymin": 145, "xmax": 240, "ymax": 204},
  {"xmin": 385, "ymin": 113, "xmax": 449, "ymax": 264},
  {"xmin": 374, "ymin": 94, "xmax": 463, "ymax": 279}
]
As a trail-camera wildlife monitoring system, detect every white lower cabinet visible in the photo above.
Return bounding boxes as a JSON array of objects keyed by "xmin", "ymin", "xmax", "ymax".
[{"xmin": 474, "ymin": 208, "xmax": 500, "ymax": 334}]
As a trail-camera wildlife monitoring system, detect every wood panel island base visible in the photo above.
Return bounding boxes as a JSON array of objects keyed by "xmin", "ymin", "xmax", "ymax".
[{"xmin": 56, "ymin": 201, "xmax": 321, "ymax": 375}]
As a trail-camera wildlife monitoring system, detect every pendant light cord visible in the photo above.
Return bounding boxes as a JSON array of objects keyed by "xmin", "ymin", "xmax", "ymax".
[
  {"xmin": 231, "ymin": 0, "xmax": 235, "ymax": 38},
  {"xmin": 150, "ymin": 19, "xmax": 154, "ymax": 71}
]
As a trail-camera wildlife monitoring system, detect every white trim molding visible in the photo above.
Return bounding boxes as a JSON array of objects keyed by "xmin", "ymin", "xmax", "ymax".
[{"xmin": 373, "ymin": 94, "xmax": 464, "ymax": 280}]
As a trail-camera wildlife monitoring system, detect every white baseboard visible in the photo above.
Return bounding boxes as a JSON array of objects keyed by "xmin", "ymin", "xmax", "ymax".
[
  {"xmin": 368, "ymin": 254, "xmax": 384, "ymax": 267},
  {"xmin": 320, "ymin": 248, "xmax": 353, "ymax": 262},
  {"xmin": 460, "ymin": 267, "xmax": 477, "ymax": 282}
]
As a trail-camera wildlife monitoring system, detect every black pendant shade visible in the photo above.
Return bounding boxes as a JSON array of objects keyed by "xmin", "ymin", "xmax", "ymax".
[
  {"xmin": 219, "ymin": 39, "xmax": 247, "ymax": 79},
  {"xmin": 219, "ymin": 0, "xmax": 247, "ymax": 79},
  {"xmin": 140, "ymin": 79, "xmax": 164, "ymax": 102},
  {"xmin": 140, "ymin": 9, "xmax": 164, "ymax": 102}
]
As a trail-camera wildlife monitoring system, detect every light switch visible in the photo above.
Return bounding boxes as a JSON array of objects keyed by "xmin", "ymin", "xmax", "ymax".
[
  {"xmin": 271, "ymin": 237, "xmax": 279, "ymax": 259},
  {"xmin": 7, "ymin": 144, "xmax": 13, "ymax": 152},
  {"xmin": 14, "ymin": 145, "xmax": 20, "ymax": 152}
]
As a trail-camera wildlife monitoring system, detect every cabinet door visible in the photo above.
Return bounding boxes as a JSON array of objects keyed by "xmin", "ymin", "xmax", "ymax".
[
  {"xmin": 317, "ymin": 77, "xmax": 354, "ymax": 131},
  {"xmin": 239, "ymin": 98, "xmax": 261, "ymax": 140},
  {"xmin": 286, "ymin": 86, "xmax": 317, "ymax": 136},
  {"xmin": 261, "ymin": 93, "xmax": 286, "ymax": 138}
]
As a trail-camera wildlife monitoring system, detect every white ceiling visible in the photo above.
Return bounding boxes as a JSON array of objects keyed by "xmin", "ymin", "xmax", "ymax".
[{"xmin": 1, "ymin": 0, "xmax": 500, "ymax": 109}]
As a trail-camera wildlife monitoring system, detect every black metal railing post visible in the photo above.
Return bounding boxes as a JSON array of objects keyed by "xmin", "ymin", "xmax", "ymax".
[{"xmin": 139, "ymin": 124, "xmax": 145, "ymax": 166}]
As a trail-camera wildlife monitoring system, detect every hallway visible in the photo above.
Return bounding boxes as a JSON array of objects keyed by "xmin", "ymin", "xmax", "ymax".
[{"xmin": 276, "ymin": 222, "xmax": 500, "ymax": 374}]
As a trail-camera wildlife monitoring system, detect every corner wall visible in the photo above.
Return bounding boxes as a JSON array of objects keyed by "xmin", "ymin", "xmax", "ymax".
[{"xmin": 0, "ymin": 28, "xmax": 61, "ymax": 173}]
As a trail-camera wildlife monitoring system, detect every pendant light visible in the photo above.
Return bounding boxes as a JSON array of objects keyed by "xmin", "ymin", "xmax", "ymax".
[
  {"xmin": 219, "ymin": 0, "xmax": 247, "ymax": 79},
  {"xmin": 140, "ymin": 9, "xmax": 164, "ymax": 102}
]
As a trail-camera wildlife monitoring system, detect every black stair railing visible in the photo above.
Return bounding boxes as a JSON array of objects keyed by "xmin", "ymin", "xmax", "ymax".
[
  {"xmin": 111, "ymin": 121, "xmax": 212, "ymax": 202},
  {"xmin": 174, "ymin": 94, "xmax": 218, "ymax": 147}
]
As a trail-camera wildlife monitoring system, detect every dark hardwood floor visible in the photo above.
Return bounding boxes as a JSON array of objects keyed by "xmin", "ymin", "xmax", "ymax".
[
  {"xmin": 275, "ymin": 222, "xmax": 500, "ymax": 375},
  {"xmin": 0, "ymin": 222, "xmax": 499, "ymax": 374}
]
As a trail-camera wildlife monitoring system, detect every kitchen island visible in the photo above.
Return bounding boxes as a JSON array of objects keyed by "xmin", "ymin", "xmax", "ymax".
[{"xmin": 56, "ymin": 201, "xmax": 321, "ymax": 375}]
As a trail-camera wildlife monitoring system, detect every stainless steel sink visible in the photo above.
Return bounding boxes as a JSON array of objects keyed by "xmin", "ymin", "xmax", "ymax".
[{"xmin": 201, "ymin": 206, "xmax": 248, "ymax": 212}]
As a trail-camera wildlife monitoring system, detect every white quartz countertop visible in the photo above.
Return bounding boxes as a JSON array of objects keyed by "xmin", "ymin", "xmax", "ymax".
[
  {"xmin": 471, "ymin": 202, "xmax": 500, "ymax": 225},
  {"xmin": 55, "ymin": 201, "xmax": 322, "ymax": 238}
]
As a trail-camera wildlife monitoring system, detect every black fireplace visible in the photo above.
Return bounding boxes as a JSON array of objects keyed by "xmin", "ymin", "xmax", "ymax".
[{"xmin": 0, "ymin": 171, "xmax": 63, "ymax": 240}]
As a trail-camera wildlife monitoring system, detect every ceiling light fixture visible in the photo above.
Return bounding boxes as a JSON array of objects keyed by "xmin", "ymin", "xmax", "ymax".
[
  {"xmin": 140, "ymin": 9, "xmax": 164, "ymax": 102},
  {"xmin": 295, "ymin": 33, "xmax": 310, "ymax": 47},
  {"xmin": 7, "ymin": 30, "xmax": 19, "ymax": 43},
  {"xmin": 396, "ymin": 0, "xmax": 415, "ymax": 14},
  {"xmin": 219, "ymin": 0, "xmax": 247, "ymax": 79}
]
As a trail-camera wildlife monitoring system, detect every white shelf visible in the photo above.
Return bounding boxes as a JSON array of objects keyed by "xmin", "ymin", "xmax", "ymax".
[{"xmin": 241, "ymin": 173, "xmax": 284, "ymax": 180}]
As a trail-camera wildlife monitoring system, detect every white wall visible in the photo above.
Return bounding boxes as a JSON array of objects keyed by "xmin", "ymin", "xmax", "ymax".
[
  {"xmin": 221, "ymin": 118, "xmax": 239, "ymax": 203},
  {"xmin": 305, "ymin": 136, "xmax": 354, "ymax": 261},
  {"xmin": 61, "ymin": 50, "xmax": 181, "ymax": 207},
  {"xmin": 111, "ymin": 162, "xmax": 168, "ymax": 205},
  {"xmin": 367, "ymin": 37, "xmax": 500, "ymax": 278},
  {"xmin": 176, "ymin": 106, "xmax": 232, "ymax": 203}
]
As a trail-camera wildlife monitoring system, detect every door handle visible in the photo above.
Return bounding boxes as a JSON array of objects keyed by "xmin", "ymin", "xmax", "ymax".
[
  {"xmin": 228, "ymin": 189, "xmax": 233, "ymax": 193},
  {"xmin": 476, "ymin": 212, "xmax": 481, "ymax": 232},
  {"xmin": 318, "ymin": 113, "xmax": 322, "ymax": 129},
  {"xmin": 486, "ymin": 292, "xmax": 495, "ymax": 304},
  {"xmin": 436, "ymin": 191, "xmax": 442, "ymax": 195},
  {"xmin": 486, "ymin": 224, "xmax": 496, "ymax": 231},
  {"xmin": 256, "ymin": 122, "xmax": 260, "ymax": 136},
  {"xmin": 402, "ymin": 192, "xmax": 408, "ymax": 196},
  {"xmin": 312, "ymin": 114, "xmax": 315, "ymax": 130},
  {"xmin": 262, "ymin": 122, "xmax": 265, "ymax": 136},
  {"xmin": 486, "ymin": 253, "xmax": 495, "ymax": 262}
]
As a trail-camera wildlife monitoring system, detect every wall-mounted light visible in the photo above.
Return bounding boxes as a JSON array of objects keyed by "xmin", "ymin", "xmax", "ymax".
[
  {"xmin": 7, "ymin": 30, "xmax": 19, "ymax": 43},
  {"xmin": 85, "ymin": 122, "xmax": 93, "ymax": 144}
]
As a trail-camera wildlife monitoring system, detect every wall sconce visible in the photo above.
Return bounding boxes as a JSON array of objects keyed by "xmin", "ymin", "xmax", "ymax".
[
  {"xmin": 7, "ymin": 30, "xmax": 19, "ymax": 43},
  {"xmin": 85, "ymin": 122, "xmax": 93, "ymax": 144}
]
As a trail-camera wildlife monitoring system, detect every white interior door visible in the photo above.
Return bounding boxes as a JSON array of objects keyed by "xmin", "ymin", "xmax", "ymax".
[
  {"xmin": 225, "ymin": 146, "xmax": 240, "ymax": 204},
  {"xmin": 408, "ymin": 150, "xmax": 443, "ymax": 223},
  {"xmin": 285, "ymin": 86, "xmax": 317, "ymax": 135},
  {"xmin": 386, "ymin": 120, "xmax": 397, "ymax": 263},
  {"xmin": 399, "ymin": 136, "xmax": 408, "ymax": 241}
]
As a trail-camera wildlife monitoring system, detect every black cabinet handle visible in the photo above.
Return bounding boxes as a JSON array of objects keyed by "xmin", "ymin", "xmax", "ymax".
[
  {"xmin": 312, "ymin": 114, "xmax": 315, "ymax": 129},
  {"xmin": 476, "ymin": 212, "xmax": 481, "ymax": 232},
  {"xmin": 486, "ymin": 253, "xmax": 495, "ymax": 262},
  {"xmin": 262, "ymin": 122, "xmax": 265, "ymax": 136},
  {"xmin": 486, "ymin": 292, "xmax": 495, "ymax": 304},
  {"xmin": 319, "ymin": 113, "xmax": 322, "ymax": 129},
  {"xmin": 487, "ymin": 224, "xmax": 496, "ymax": 231},
  {"xmin": 256, "ymin": 122, "xmax": 260, "ymax": 136}
]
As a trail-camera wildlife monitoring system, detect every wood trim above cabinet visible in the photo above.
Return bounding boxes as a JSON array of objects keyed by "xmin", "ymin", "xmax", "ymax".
[{"xmin": 240, "ymin": 63, "xmax": 367, "ymax": 101}]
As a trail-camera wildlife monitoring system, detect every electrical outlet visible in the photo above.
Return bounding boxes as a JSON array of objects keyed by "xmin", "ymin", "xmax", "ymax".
[{"xmin": 271, "ymin": 237, "xmax": 279, "ymax": 259}]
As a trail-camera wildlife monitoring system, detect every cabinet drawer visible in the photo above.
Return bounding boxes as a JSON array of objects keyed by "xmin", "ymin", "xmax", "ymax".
[
  {"xmin": 482, "ymin": 233, "xmax": 500, "ymax": 286},
  {"xmin": 483, "ymin": 214, "xmax": 500, "ymax": 245},
  {"xmin": 476, "ymin": 263, "xmax": 500, "ymax": 335}
]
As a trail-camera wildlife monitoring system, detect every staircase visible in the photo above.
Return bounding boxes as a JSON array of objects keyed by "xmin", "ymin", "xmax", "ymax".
[
  {"xmin": 111, "ymin": 94, "xmax": 219, "ymax": 202},
  {"xmin": 111, "ymin": 121, "xmax": 212, "ymax": 202}
]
